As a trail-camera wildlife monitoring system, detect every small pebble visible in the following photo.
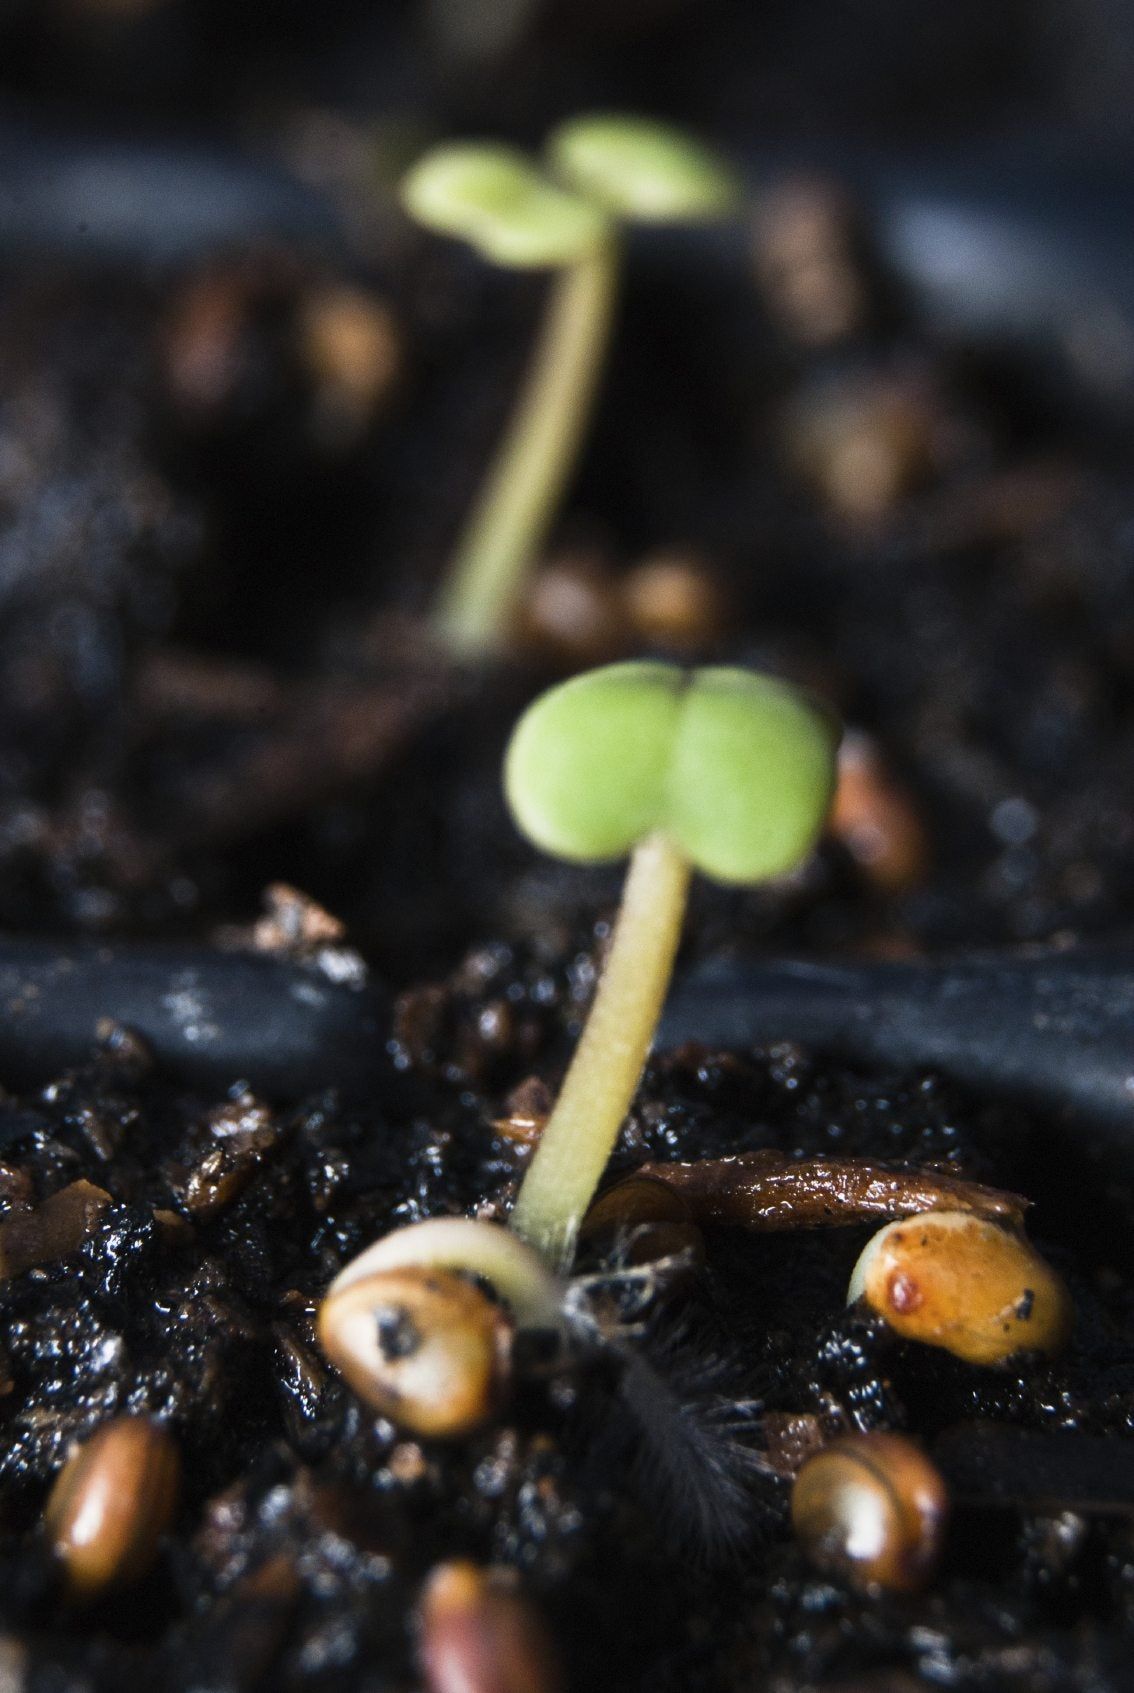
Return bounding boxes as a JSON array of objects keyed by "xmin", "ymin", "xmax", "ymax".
[
  {"xmin": 520, "ymin": 553, "xmax": 628, "ymax": 666},
  {"xmin": 299, "ymin": 284, "xmax": 401, "ymax": 443}
]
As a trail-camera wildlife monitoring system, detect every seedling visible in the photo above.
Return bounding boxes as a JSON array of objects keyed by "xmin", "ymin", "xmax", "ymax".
[
  {"xmin": 504, "ymin": 660, "xmax": 838, "ymax": 1269},
  {"xmin": 401, "ymin": 117, "xmax": 738, "ymax": 655},
  {"xmin": 317, "ymin": 659, "xmax": 836, "ymax": 1452}
]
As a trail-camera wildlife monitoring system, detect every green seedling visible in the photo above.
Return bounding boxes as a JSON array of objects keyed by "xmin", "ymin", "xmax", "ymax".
[
  {"xmin": 504, "ymin": 660, "xmax": 839, "ymax": 1270},
  {"xmin": 401, "ymin": 117, "xmax": 739, "ymax": 655},
  {"xmin": 316, "ymin": 662, "xmax": 834, "ymax": 1447}
]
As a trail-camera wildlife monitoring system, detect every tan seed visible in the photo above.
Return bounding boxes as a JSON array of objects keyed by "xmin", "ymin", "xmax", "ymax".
[
  {"xmin": 786, "ymin": 376, "xmax": 937, "ymax": 524},
  {"xmin": 752, "ymin": 175, "xmax": 872, "ymax": 347},
  {"xmin": 848, "ymin": 1211, "xmax": 1072, "ymax": 1366},
  {"xmin": 621, "ymin": 551, "xmax": 724, "ymax": 650},
  {"xmin": 519, "ymin": 554, "xmax": 628, "ymax": 666},
  {"xmin": 318, "ymin": 1266, "xmax": 511, "ymax": 1438},
  {"xmin": 299, "ymin": 285, "xmax": 401, "ymax": 430}
]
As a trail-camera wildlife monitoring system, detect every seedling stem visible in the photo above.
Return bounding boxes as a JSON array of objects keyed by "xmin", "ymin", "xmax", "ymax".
[
  {"xmin": 434, "ymin": 241, "xmax": 619, "ymax": 654},
  {"xmin": 509, "ymin": 830, "xmax": 690, "ymax": 1270}
]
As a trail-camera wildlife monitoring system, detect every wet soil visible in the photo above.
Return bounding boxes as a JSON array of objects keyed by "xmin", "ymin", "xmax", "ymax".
[
  {"xmin": 0, "ymin": 1011, "xmax": 1130, "ymax": 1691},
  {"xmin": 0, "ymin": 186, "xmax": 1130, "ymax": 1691}
]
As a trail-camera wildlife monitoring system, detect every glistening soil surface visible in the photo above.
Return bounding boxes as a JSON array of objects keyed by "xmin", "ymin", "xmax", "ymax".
[{"xmin": 0, "ymin": 1006, "xmax": 1130, "ymax": 1691}]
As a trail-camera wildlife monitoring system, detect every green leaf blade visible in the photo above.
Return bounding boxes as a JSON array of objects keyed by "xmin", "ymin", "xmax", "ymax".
[
  {"xmin": 669, "ymin": 668, "xmax": 838, "ymax": 884},
  {"xmin": 401, "ymin": 142, "xmax": 611, "ymax": 268},
  {"xmin": 504, "ymin": 660, "xmax": 839, "ymax": 884},
  {"xmin": 504, "ymin": 661, "xmax": 683, "ymax": 861},
  {"xmin": 548, "ymin": 114, "xmax": 740, "ymax": 224}
]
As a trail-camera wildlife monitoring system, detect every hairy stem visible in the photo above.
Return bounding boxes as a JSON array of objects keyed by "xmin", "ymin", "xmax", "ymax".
[
  {"xmin": 509, "ymin": 832, "xmax": 691, "ymax": 1271},
  {"xmin": 432, "ymin": 240, "xmax": 619, "ymax": 655}
]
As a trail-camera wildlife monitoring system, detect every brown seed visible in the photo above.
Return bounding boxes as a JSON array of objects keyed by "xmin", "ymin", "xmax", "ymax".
[
  {"xmin": 848, "ymin": 1211, "xmax": 1072, "ymax": 1366},
  {"xmin": 317, "ymin": 1266, "xmax": 511, "ymax": 1438},
  {"xmin": 45, "ymin": 1416, "xmax": 180, "ymax": 1600},
  {"xmin": 791, "ymin": 1432, "xmax": 948, "ymax": 1592},
  {"xmin": 620, "ymin": 551, "xmax": 724, "ymax": 650},
  {"xmin": 830, "ymin": 731, "xmax": 929, "ymax": 893},
  {"xmin": 419, "ymin": 1560, "xmax": 562, "ymax": 1693},
  {"xmin": 786, "ymin": 375, "xmax": 938, "ymax": 524},
  {"xmin": 752, "ymin": 175, "xmax": 872, "ymax": 347},
  {"xmin": 299, "ymin": 284, "xmax": 401, "ymax": 438},
  {"xmin": 518, "ymin": 553, "xmax": 629, "ymax": 666}
]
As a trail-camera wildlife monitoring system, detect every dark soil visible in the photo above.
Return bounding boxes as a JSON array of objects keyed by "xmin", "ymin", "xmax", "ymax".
[
  {"xmin": 0, "ymin": 1004, "xmax": 1130, "ymax": 1691},
  {"xmin": 0, "ymin": 144, "xmax": 1130, "ymax": 1692}
]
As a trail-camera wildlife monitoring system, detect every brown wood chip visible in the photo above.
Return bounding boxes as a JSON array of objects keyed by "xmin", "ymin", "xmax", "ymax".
[
  {"xmin": 630, "ymin": 1151, "xmax": 1027, "ymax": 1230},
  {"xmin": 0, "ymin": 1178, "xmax": 111, "ymax": 1278}
]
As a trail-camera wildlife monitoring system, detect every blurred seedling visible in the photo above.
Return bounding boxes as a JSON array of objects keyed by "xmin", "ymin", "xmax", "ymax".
[{"xmin": 401, "ymin": 117, "xmax": 738, "ymax": 655}]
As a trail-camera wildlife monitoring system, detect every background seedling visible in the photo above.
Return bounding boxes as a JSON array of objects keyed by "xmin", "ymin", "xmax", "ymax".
[
  {"xmin": 548, "ymin": 114, "xmax": 739, "ymax": 223},
  {"xmin": 504, "ymin": 660, "xmax": 838, "ymax": 1270},
  {"xmin": 401, "ymin": 118, "xmax": 738, "ymax": 655}
]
